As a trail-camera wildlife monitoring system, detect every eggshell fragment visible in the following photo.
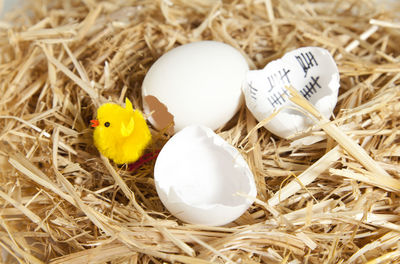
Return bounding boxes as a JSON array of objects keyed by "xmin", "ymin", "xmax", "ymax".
[
  {"xmin": 142, "ymin": 41, "xmax": 249, "ymax": 133},
  {"xmin": 154, "ymin": 125, "xmax": 257, "ymax": 226},
  {"xmin": 243, "ymin": 47, "xmax": 340, "ymax": 138}
]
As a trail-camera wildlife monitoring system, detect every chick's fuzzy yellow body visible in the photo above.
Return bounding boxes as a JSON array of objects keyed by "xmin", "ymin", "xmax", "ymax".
[{"xmin": 92, "ymin": 98, "xmax": 151, "ymax": 164}]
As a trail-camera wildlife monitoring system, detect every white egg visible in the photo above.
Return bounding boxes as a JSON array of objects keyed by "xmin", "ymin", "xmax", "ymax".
[
  {"xmin": 142, "ymin": 41, "xmax": 249, "ymax": 133},
  {"xmin": 154, "ymin": 125, "xmax": 257, "ymax": 226}
]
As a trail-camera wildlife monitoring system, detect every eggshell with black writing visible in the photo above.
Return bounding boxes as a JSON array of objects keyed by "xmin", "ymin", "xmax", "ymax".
[
  {"xmin": 243, "ymin": 47, "xmax": 340, "ymax": 138},
  {"xmin": 142, "ymin": 41, "xmax": 249, "ymax": 133}
]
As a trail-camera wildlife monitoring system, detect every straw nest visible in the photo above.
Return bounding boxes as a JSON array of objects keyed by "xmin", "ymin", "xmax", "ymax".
[{"xmin": 1, "ymin": 0, "xmax": 399, "ymax": 263}]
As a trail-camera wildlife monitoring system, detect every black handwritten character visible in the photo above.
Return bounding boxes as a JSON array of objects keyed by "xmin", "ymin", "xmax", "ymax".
[
  {"xmin": 267, "ymin": 93, "xmax": 283, "ymax": 108},
  {"xmin": 267, "ymin": 87, "xmax": 290, "ymax": 108},
  {"xmin": 300, "ymin": 76, "xmax": 321, "ymax": 100},
  {"xmin": 279, "ymin": 68, "xmax": 291, "ymax": 83},
  {"xmin": 295, "ymin": 51, "xmax": 318, "ymax": 77},
  {"xmin": 266, "ymin": 68, "xmax": 291, "ymax": 92},
  {"xmin": 267, "ymin": 75, "xmax": 276, "ymax": 92},
  {"xmin": 248, "ymin": 81, "xmax": 258, "ymax": 100}
]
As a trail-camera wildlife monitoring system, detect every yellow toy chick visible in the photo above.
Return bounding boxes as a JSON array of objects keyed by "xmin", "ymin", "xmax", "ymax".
[{"xmin": 91, "ymin": 98, "xmax": 152, "ymax": 165}]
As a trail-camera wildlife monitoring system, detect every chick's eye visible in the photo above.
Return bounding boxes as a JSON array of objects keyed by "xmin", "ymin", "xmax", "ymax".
[{"xmin": 104, "ymin": 122, "xmax": 110, "ymax": 127}]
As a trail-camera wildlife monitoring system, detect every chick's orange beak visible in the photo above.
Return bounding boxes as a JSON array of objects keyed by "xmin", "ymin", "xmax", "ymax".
[{"xmin": 90, "ymin": 119, "xmax": 99, "ymax": 127}]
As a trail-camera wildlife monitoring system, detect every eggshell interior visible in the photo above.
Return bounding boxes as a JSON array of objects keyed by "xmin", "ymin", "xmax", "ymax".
[
  {"xmin": 142, "ymin": 41, "xmax": 249, "ymax": 133},
  {"xmin": 154, "ymin": 125, "xmax": 256, "ymax": 226}
]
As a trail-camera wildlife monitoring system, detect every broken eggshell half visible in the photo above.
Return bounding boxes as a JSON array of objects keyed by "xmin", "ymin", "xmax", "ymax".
[
  {"xmin": 142, "ymin": 41, "xmax": 249, "ymax": 134},
  {"xmin": 243, "ymin": 47, "xmax": 340, "ymax": 138},
  {"xmin": 154, "ymin": 125, "xmax": 257, "ymax": 226}
]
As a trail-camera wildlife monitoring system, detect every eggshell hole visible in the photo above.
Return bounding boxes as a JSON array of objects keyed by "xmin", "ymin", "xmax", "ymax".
[
  {"xmin": 155, "ymin": 126, "xmax": 253, "ymax": 208},
  {"xmin": 143, "ymin": 95, "xmax": 174, "ymax": 133}
]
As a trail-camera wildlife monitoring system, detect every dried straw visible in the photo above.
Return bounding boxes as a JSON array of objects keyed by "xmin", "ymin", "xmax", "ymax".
[{"xmin": 1, "ymin": 0, "xmax": 400, "ymax": 263}]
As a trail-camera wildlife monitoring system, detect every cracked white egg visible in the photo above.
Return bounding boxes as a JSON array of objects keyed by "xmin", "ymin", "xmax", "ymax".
[
  {"xmin": 142, "ymin": 41, "xmax": 249, "ymax": 133},
  {"xmin": 243, "ymin": 47, "xmax": 340, "ymax": 138},
  {"xmin": 154, "ymin": 125, "xmax": 257, "ymax": 226}
]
